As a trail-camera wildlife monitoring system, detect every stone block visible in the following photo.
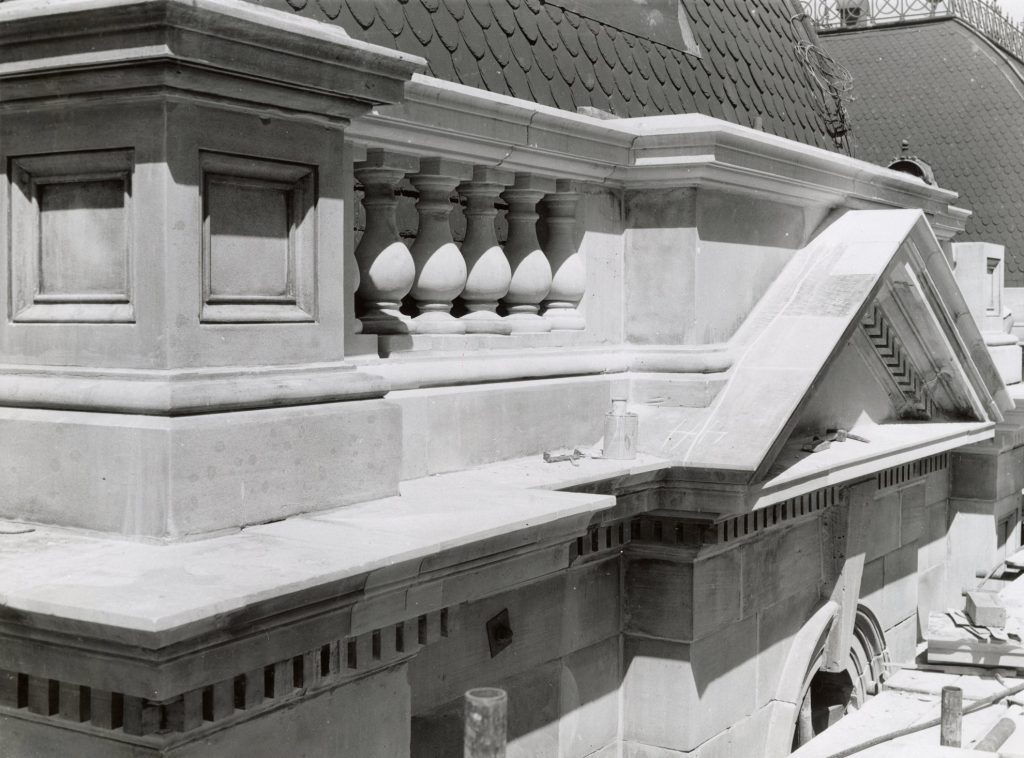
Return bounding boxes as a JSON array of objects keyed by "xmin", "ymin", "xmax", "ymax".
[
  {"xmin": 1, "ymin": 713, "xmax": 159, "ymax": 758},
  {"xmin": 966, "ymin": 591, "xmax": 1007, "ymax": 628},
  {"xmin": 0, "ymin": 400, "xmax": 401, "ymax": 538},
  {"xmin": 692, "ymin": 550, "xmax": 743, "ymax": 639},
  {"xmin": 755, "ymin": 587, "xmax": 822, "ymax": 708},
  {"xmin": 410, "ymin": 561, "xmax": 618, "ymax": 713},
  {"xmin": 622, "ymin": 614, "xmax": 757, "ymax": 752},
  {"xmin": 624, "ymin": 557, "xmax": 693, "ymax": 641},
  {"xmin": 174, "ymin": 665, "xmax": 411, "ymax": 758},
  {"xmin": 0, "ymin": 669, "xmax": 20, "ymax": 709},
  {"xmin": 393, "ymin": 376, "xmax": 610, "ymax": 480},
  {"xmin": 925, "ymin": 468, "xmax": 950, "ymax": 506},
  {"xmin": 952, "ymin": 448, "xmax": 1023, "ymax": 501},
  {"xmin": 879, "ymin": 541, "xmax": 919, "ymax": 632},
  {"xmin": 917, "ymin": 563, "xmax": 950, "ymax": 638},
  {"xmin": 691, "ymin": 700, "xmax": 785, "ymax": 758},
  {"xmin": 918, "ymin": 501, "xmax": 948, "ymax": 572},
  {"xmin": 506, "ymin": 663, "xmax": 562, "ymax": 758},
  {"xmin": 413, "ymin": 660, "xmax": 563, "ymax": 758},
  {"xmin": 900, "ymin": 483, "xmax": 926, "ymax": 546},
  {"xmin": 864, "ymin": 490, "xmax": 902, "ymax": 562},
  {"xmin": 740, "ymin": 520, "xmax": 822, "ymax": 617},
  {"xmin": 558, "ymin": 638, "xmax": 620, "ymax": 758},
  {"xmin": 623, "ymin": 221, "xmax": 697, "ymax": 344},
  {"xmin": 947, "ymin": 504, "xmax": 1000, "ymax": 597},
  {"xmin": 887, "ymin": 614, "xmax": 918, "ymax": 666}
]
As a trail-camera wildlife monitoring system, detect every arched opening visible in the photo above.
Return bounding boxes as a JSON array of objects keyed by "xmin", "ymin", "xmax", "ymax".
[{"xmin": 790, "ymin": 605, "xmax": 889, "ymax": 751}]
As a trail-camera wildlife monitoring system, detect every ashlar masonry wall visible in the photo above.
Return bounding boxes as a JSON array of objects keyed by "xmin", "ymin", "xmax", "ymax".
[{"xmin": 402, "ymin": 450, "xmax": 982, "ymax": 758}]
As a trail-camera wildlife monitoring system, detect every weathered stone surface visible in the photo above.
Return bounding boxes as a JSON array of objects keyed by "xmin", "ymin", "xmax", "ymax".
[
  {"xmin": 622, "ymin": 614, "xmax": 758, "ymax": 752},
  {"xmin": 0, "ymin": 400, "xmax": 401, "ymax": 538},
  {"xmin": 755, "ymin": 587, "xmax": 823, "ymax": 709},
  {"xmin": 900, "ymin": 482, "xmax": 927, "ymax": 547},
  {"xmin": 740, "ymin": 520, "xmax": 822, "ymax": 617},
  {"xmin": 392, "ymin": 376, "xmax": 611, "ymax": 480}
]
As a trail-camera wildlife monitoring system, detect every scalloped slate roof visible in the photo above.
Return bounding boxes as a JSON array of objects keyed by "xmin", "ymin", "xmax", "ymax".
[
  {"xmin": 823, "ymin": 20, "xmax": 1024, "ymax": 284},
  {"xmin": 253, "ymin": 0, "xmax": 834, "ymax": 148}
]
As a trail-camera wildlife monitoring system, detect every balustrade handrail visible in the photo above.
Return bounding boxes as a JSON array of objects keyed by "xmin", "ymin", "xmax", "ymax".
[
  {"xmin": 344, "ymin": 74, "xmax": 970, "ymax": 386},
  {"xmin": 809, "ymin": 0, "xmax": 1024, "ymax": 60}
]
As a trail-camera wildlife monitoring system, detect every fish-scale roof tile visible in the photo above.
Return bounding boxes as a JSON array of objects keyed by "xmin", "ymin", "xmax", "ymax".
[
  {"xmin": 556, "ymin": 15, "xmax": 581, "ymax": 56},
  {"xmin": 315, "ymin": 0, "xmax": 342, "ymax": 20},
  {"xmin": 647, "ymin": 42, "xmax": 669, "ymax": 85},
  {"xmin": 459, "ymin": 12, "xmax": 487, "ymax": 59},
  {"xmin": 593, "ymin": 55, "xmax": 616, "ymax": 97},
  {"xmin": 261, "ymin": 0, "xmax": 830, "ymax": 147},
  {"xmin": 432, "ymin": 2, "xmax": 461, "ymax": 52},
  {"xmin": 482, "ymin": 20, "xmax": 510, "ymax": 64},
  {"xmin": 490, "ymin": 0, "xmax": 516, "ymax": 35},
  {"xmin": 534, "ymin": 35, "xmax": 557, "ymax": 80},
  {"xmin": 548, "ymin": 69, "xmax": 577, "ymax": 111},
  {"xmin": 554, "ymin": 44, "xmax": 577, "ymax": 85},
  {"xmin": 615, "ymin": 34, "xmax": 635, "ymax": 74},
  {"xmin": 477, "ymin": 57, "xmax": 505, "ymax": 91},
  {"xmin": 405, "ymin": 0, "xmax": 433, "ymax": 44},
  {"xmin": 537, "ymin": 5, "xmax": 560, "ymax": 50},
  {"xmin": 465, "ymin": 0, "xmax": 491, "ymax": 28},
  {"xmin": 516, "ymin": 3, "xmax": 539, "ymax": 43},
  {"xmin": 596, "ymin": 27, "xmax": 618, "ymax": 69},
  {"xmin": 376, "ymin": 0, "xmax": 404, "ymax": 34},
  {"xmin": 501, "ymin": 54, "xmax": 532, "ymax": 99},
  {"xmin": 576, "ymin": 20, "xmax": 600, "ymax": 63},
  {"xmin": 347, "ymin": 0, "xmax": 376, "ymax": 27},
  {"xmin": 508, "ymin": 28, "xmax": 533, "ymax": 71}
]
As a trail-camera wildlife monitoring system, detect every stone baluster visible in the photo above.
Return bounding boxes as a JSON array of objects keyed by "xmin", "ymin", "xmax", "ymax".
[
  {"xmin": 541, "ymin": 180, "xmax": 585, "ymax": 330},
  {"xmin": 408, "ymin": 158, "xmax": 472, "ymax": 334},
  {"xmin": 500, "ymin": 174, "xmax": 556, "ymax": 333},
  {"xmin": 458, "ymin": 167, "xmax": 514, "ymax": 334},
  {"xmin": 353, "ymin": 150, "xmax": 419, "ymax": 334}
]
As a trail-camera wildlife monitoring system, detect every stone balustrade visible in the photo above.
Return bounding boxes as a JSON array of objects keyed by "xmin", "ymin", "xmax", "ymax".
[{"xmin": 354, "ymin": 157, "xmax": 585, "ymax": 336}]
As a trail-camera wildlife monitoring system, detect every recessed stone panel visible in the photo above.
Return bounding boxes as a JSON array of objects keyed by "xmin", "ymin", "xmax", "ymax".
[
  {"xmin": 200, "ymin": 152, "xmax": 316, "ymax": 323},
  {"xmin": 9, "ymin": 149, "xmax": 134, "ymax": 322}
]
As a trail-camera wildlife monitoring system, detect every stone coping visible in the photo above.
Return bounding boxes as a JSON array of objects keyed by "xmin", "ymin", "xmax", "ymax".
[
  {"xmin": 0, "ymin": 0, "xmax": 426, "ymax": 119},
  {"xmin": 754, "ymin": 420, "xmax": 994, "ymax": 509},
  {"xmin": 0, "ymin": 454, "xmax": 669, "ymax": 644},
  {"xmin": 348, "ymin": 74, "xmax": 969, "ymax": 237}
]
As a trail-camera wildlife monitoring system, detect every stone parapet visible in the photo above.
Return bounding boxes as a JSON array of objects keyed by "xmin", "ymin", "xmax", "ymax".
[{"xmin": 0, "ymin": 0, "xmax": 424, "ymax": 535}]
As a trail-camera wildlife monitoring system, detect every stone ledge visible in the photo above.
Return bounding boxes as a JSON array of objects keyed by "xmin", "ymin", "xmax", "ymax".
[
  {"xmin": 0, "ymin": 0, "xmax": 425, "ymax": 120},
  {"xmin": 0, "ymin": 363, "xmax": 388, "ymax": 415},
  {"xmin": 0, "ymin": 455, "xmax": 668, "ymax": 698}
]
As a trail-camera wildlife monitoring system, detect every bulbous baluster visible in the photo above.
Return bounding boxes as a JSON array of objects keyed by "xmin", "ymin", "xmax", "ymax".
[
  {"xmin": 353, "ymin": 150, "xmax": 418, "ymax": 334},
  {"xmin": 409, "ymin": 158, "xmax": 472, "ymax": 334},
  {"xmin": 458, "ymin": 167, "xmax": 513, "ymax": 334},
  {"xmin": 500, "ymin": 174, "xmax": 555, "ymax": 333},
  {"xmin": 541, "ymin": 180, "xmax": 585, "ymax": 330}
]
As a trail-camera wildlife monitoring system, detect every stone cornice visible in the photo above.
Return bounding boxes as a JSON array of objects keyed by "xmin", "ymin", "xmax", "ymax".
[
  {"xmin": 348, "ymin": 75, "xmax": 970, "ymax": 237},
  {"xmin": 0, "ymin": 363, "xmax": 388, "ymax": 415},
  {"xmin": 0, "ymin": 0, "xmax": 426, "ymax": 120}
]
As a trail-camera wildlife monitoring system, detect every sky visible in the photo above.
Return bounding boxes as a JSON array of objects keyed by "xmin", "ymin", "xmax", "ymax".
[{"xmin": 1000, "ymin": 0, "xmax": 1024, "ymax": 23}]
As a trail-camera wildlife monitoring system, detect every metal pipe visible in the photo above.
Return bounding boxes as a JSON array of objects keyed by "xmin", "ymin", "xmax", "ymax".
[{"xmin": 464, "ymin": 687, "xmax": 507, "ymax": 758}]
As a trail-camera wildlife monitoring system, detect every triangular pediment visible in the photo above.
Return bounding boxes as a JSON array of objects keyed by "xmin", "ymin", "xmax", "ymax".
[{"xmin": 664, "ymin": 209, "xmax": 1011, "ymax": 489}]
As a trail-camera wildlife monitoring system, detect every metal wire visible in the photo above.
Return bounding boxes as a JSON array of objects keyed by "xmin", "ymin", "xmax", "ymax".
[{"xmin": 790, "ymin": 8, "xmax": 856, "ymax": 151}]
